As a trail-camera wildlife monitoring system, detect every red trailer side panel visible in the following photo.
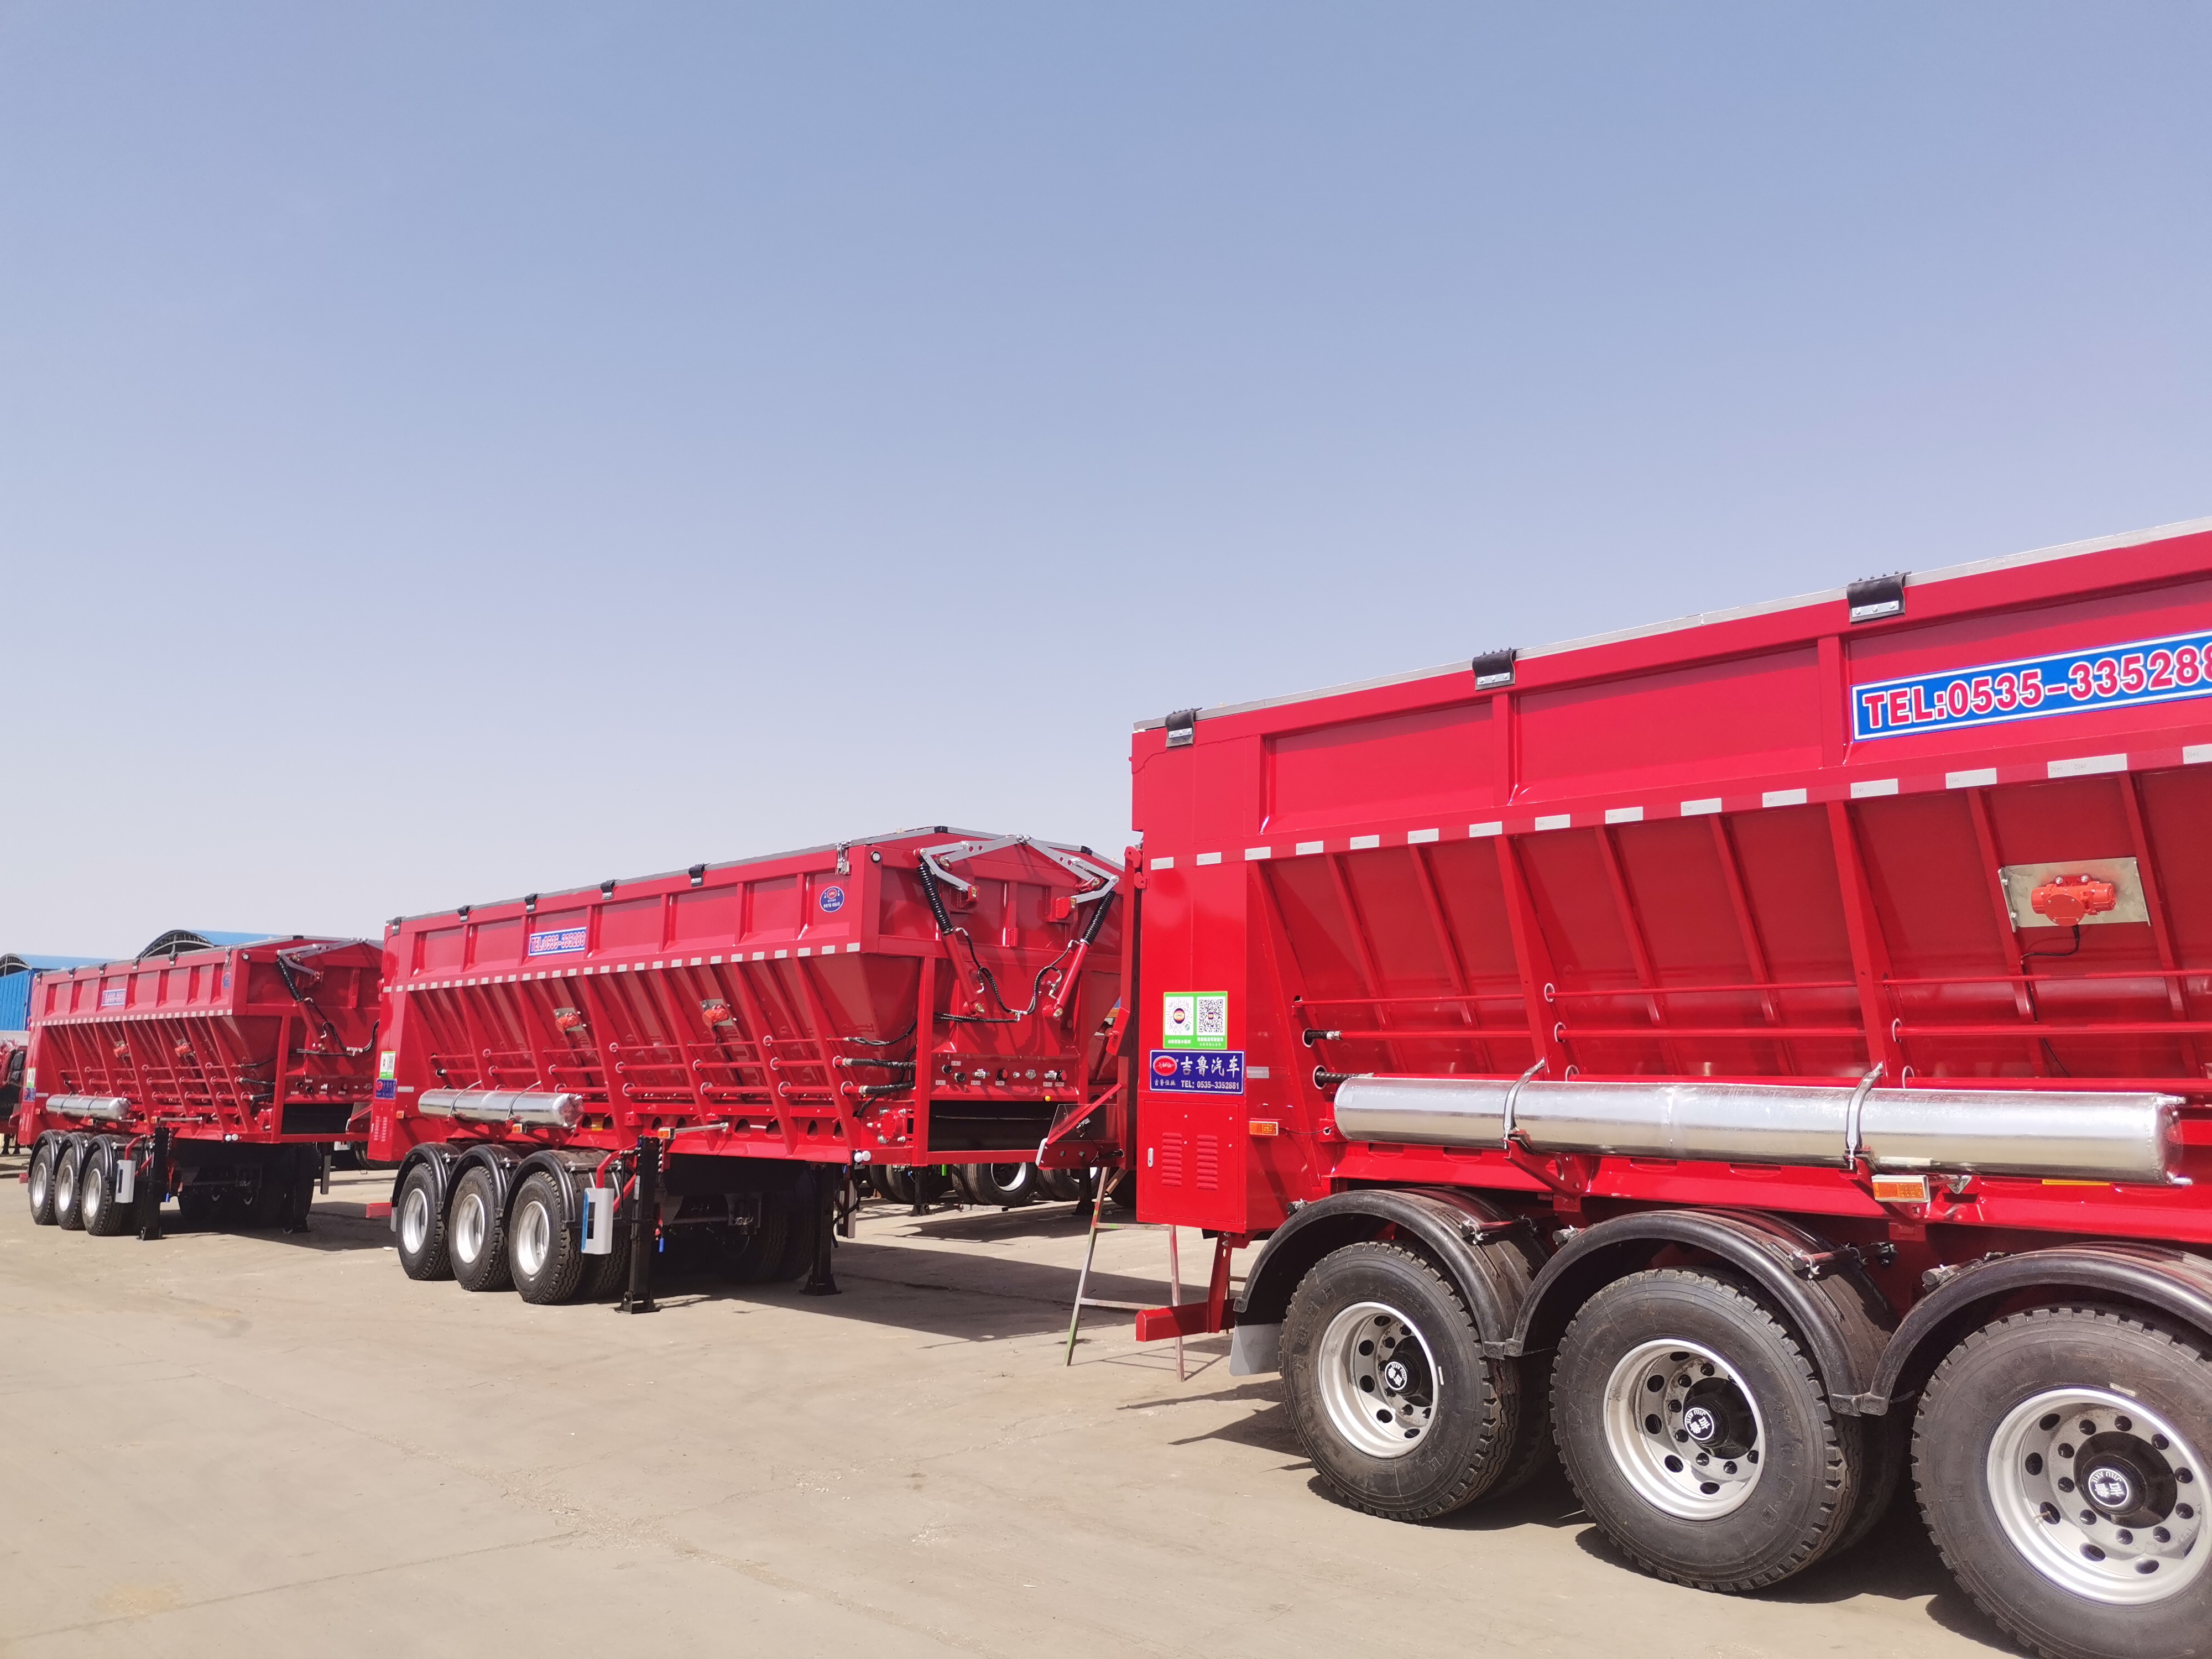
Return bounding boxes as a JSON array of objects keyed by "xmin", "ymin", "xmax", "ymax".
[
  {"xmin": 19, "ymin": 938, "xmax": 382, "ymax": 1146},
  {"xmin": 371, "ymin": 828, "xmax": 1123, "ymax": 1170},
  {"xmin": 1131, "ymin": 518, "xmax": 2212, "ymax": 1242}
]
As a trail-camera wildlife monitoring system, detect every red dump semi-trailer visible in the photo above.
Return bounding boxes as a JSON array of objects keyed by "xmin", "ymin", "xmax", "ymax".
[
  {"xmin": 1128, "ymin": 517, "xmax": 2212, "ymax": 1659},
  {"xmin": 12, "ymin": 514, "xmax": 2212, "ymax": 1659},
  {"xmin": 17, "ymin": 937, "xmax": 382, "ymax": 1235},
  {"xmin": 369, "ymin": 828, "xmax": 1123, "ymax": 1307}
]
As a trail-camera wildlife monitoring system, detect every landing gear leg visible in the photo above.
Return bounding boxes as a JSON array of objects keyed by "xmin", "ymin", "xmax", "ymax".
[
  {"xmin": 804, "ymin": 1168, "xmax": 840, "ymax": 1297},
  {"xmin": 137, "ymin": 1127, "xmax": 170, "ymax": 1243},
  {"xmin": 622, "ymin": 1135, "xmax": 659, "ymax": 1316}
]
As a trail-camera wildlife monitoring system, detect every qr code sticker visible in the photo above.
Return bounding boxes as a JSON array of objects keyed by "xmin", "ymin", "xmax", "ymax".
[{"xmin": 1195, "ymin": 994, "xmax": 1227, "ymax": 1042}]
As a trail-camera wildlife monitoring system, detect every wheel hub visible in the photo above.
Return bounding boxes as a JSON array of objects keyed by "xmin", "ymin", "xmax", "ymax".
[
  {"xmin": 454, "ymin": 1193, "xmax": 486, "ymax": 1264},
  {"xmin": 1314, "ymin": 1301, "xmax": 1439, "ymax": 1460},
  {"xmin": 1987, "ymin": 1386, "xmax": 2205, "ymax": 1604},
  {"xmin": 515, "ymin": 1199, "xmax": 551, "ymax": 1276},
  {"xmin": 399, "ymin": 1188, "xmax": 431, "ymax": 1254},
  {"xmin": 1602, "ymin": 1338, "xmax": 1766, "ymax": 1519}
]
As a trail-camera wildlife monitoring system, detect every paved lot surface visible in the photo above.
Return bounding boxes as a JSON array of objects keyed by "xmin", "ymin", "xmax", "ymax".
[{"xmin": 0, "ymin": 1155, "xmax": 2012, "ymax": 1658}]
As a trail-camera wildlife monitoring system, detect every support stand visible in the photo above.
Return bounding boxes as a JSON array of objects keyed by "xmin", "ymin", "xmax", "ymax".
[
  {"xmin": 137, "ymin": 1126, "xmax": 170, "ymax": 1243},
  {"xmin": 1063, "ymin": 1168, "xmax": 1188, "ymax": 1379},
  {"xmin": 803, "ymin": 1167, "xmax": 841, "ymax": 1296},
  {"xmin": 622, "ymin": 1134, "xmax": 659, "ymax": 1314}
]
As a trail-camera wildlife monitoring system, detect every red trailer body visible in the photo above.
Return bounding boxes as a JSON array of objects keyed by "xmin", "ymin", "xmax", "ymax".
[
  {"xmin": 18, "ymin": 937, "xmax": 381, "ymax": 1234},
  {"xmin": 1126, "ymin": 517, "xmax": 2212, "ymax": 1651},
  {"xmin": 372, "ymin": 828, "xmax": 1121, "ymax": 1304}
]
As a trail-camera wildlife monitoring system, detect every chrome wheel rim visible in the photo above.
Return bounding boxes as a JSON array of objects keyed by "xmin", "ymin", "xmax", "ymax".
[
  {"xmin": 1316, "ymin": 1301, "xmax": 1438, "ymax": 1458},
  {"xmin": 399, "ymin": 1187, "xmax": 431, "ymax": 1255},
  {"xmin": 1603, "ymin": 1337, "xmax": 1766, "ymax": 1519},
  {"xmin": 55, "ymin": 1154, "xmax": 79, "ymax": 1218},
  {"xmin": 82, "ymin": 1169, "xmax": 102, "ymax": 1223},
  {"xmin": 1987, "ymin": 1386, "xmax": 2206, "ymax": 1604},
  {"xmin": 453, "ymin": 1191, "xmax": 487, "ymax": 1265},
  {"xmin": 29, "ymin": 1155, "xmax": 49, "ymax": 1211},
  {"xmin": 515, "ymin": 1197, "xmax": 551, "ymax": 1277}
]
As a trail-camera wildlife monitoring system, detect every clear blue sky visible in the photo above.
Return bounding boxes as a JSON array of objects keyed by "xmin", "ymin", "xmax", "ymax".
[{"xmin": 3, "ymin": 4, "xmax": 2208, "ymax": 957}]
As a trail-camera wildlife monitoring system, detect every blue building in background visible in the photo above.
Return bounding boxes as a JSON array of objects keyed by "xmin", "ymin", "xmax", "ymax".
[{"xmin": 0, "ymin": 955, "xmax": 98, "ymax": 1034}]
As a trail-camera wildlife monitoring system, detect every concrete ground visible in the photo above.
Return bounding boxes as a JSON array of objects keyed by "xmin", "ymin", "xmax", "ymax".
[{"xmin": 0, "ymin": 1154, "xmax": 2012, "ymax": 1658}]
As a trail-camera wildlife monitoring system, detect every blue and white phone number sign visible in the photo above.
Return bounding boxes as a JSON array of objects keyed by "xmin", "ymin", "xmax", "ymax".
[
  {"xmin": 1147, "ymin": 1050, "xmax": 1246, "ymax": 1094},
  {"xmin": 1853, "ymin": 628, "xmax": 2212, "ymax": 742}
]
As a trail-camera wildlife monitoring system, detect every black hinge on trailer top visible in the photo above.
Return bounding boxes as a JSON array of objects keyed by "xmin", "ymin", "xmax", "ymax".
[
  {"xmin": 1471, "ymin": 648, "xmax": 1518, "ymax": 690},
  {"xmin": 688, "ymin": 864, "xmax": 706, "ymax": 888},
  {"xmin": 1846, "ymin": 573, "xmax": 1906, "ymax": 623},
  {"xmin": 1164, "ymin": 708, "xmax": 1200, "ymax": 749}
]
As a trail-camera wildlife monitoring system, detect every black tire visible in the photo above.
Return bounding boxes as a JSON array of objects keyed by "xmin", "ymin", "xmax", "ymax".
[
  {"xmin": 770, "ymin": 1196, "xmax": 817, "ymax": 1282},
  {"xmin": 508, "ymin": 1171, "xmax": 587, "ymax": 1305},
  {"xmin": 1281, "ymin": 1241, "xmax": 1526, "ymax": 1521},
  {"xmin": 1551, "ymin": 1267, "xmax": 1867, "ymax": 1592},
  {"xmin": 448, "ymin": 1166, "xmax": 513, "ymax": 1292},
  {"xmin": 1036, "ymin": 1166, "xmax": 1084, "ymax": 1203},
  {"xmin": 27, "ymin": 1137, "xmax": 60, "ymax": 1225},
  {"xmin": 574, "ymin": 1178, "xmax": 629, "ymax": 1299},
  {"xmin": 53, "ymin": 1138, "xmax": 87, "ymax": 1232},
  {"xmin": 1914, "ymin": 1305, "xmax": 2212, "ymax": 1659},
  {"xmin": 179, "ymin": 1179, "xmax": 237, "ymax": 1230},
  {"xmin": 581, "ymin": 1226, "xmax": 632, "ymax": 1300},
  {"xmin": 877, "ymin": 1166, "xmax": 949, "ymax": 1207},
  {"xmin": 874, "ymin": 1165, "xmax": 916, "ymax": 1205},
  {"xmin": 81, "ymin": 1141, "xmax": 133, "ymax": 1237},
  {"xmin": 243, "ymin": 1149, "xmax": 315, "ymax": 1232},
  {"xmin": 394, "ymin": 1163, "xmax": 453, "ymax": 1279},
  {"xmin": 717, "ymin": 1208, "xmax": 791, "ymax": 1284},
  {"xmin": 959, "ymin": 1163, "xmax": 1040, "ymax": 1207}
]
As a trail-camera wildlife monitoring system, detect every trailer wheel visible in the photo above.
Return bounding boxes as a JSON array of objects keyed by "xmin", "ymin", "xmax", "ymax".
[
  {"xmin": 960, "ymin": 1163, "xmax": 1039, "ymax": 1207},
  {"xmin": 770, "ymin": 1200, "xmax": 817, "ymax": 1281},
  {"xmin": 53, "ymin": 1138, "xmax": 87, "ymax": 1232},
  {"xmin": 394, "ymin": 1165, "xmax": 453, "ymax": 1280},
  {"xmin": 581, "ymin": 1227, "xmax": 631, "ymax": 1301},
  {"xmin": 178, "ymin": 1181, "xmax": 229, "ymax": 1231},
  {"xmin": 508, "ymin": 1172, "xmax": 586, "ymax": 1305},
  {"xmin": 81, "ymin": 1142, "xmax": 133, "ymax": 1237},
  {"xmin": 719, "ymin": 1209, "xmax": 791, "ymax": 1284},
  {"xmin": 1914, "ymin": 1305, "xmax": 2212, "ymax": 1659},
  {"xmin": 245, "ymin": 1150, "xmax": 310, "ymax": 1230},
  {"xmin": 448, "ymin": 1167, "xmax": 513, "ymax": 1292},
  {"xmin": 27, "ymin": 1138, "xmax": 60, "ymax": 1225},
  {"xmin": 1551, "ymin": 1267, "xmax": 1863, "ymax": 1592},
  {"xmin": 874, "ymin": 1166, "xmax": 915, "ymax": 1205},
  {"xmin": 1036, "ymin": 1166, "xmax": 1083, "ymax": 1204},
  {"xmin": 1280, "ymin": 1241, "xmax": 1524, "ymax": 1521}
]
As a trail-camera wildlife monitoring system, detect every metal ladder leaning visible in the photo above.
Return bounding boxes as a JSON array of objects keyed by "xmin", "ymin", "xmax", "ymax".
[{"xmin": 1063, "ymin": 1168, "xmax": 1190, "ymax": 1380}]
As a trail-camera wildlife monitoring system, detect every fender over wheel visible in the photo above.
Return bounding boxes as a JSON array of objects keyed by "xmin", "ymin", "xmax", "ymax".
[
  {"xmin": 1280, "ymin": 1241, "xmax": 1531, "ymax": 1520},
  {"xmin": 1915, "ymin": 1305, "xmax": 2212, "ymax": 1659},
  {"xmin": 448, "ymin": 1166, "xmax": 512, "ymax": 1293},
  {"xmin": 1551, "ymin": 1267, "xmax": 1883, "ymax": 1592}
]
